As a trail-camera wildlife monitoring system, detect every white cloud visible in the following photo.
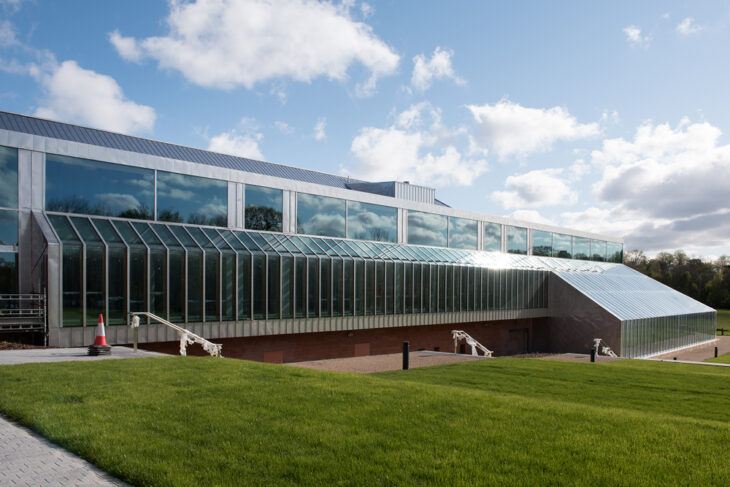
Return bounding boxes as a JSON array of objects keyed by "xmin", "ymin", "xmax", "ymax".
[
  {"xmin": 208, "ymin": 131, "xmax": 264, "ymax": 160},
  {"xmin": 110, "ymin": 0, "xmax": 399, "ymax": 96},
  {"xmin": 108, "ymin": 29, "xmax": 142, "ymax": 63},
  {"xmin": 468, "ymin": 100, "xmax": 600, "ymax": 158},
  {"xmin": 676, "ymin": 17, "xmax": 703, "ymax": 36},
  {"xmin": 410, "ymin": 47, "xmax": 464, "ymax": 92},
  {"xmin": 274, "ymin": 121, "xmax": 294, "ymax": 134},
  {"xmin": 347, "ymin": 103, "xmax": 487, "ymax": 187},
  {"xmin": 623, "ymin": 25, "xmax": 651, "ymax": 47},
  {"xmin": 582, "ymin": 118, "xmax": 730, "ymax": 253},
  {"xmin": 314, "ymin": 117, "xmax": 326, "ymax": 141},
  {"xmin": 95, "ymin": 193, "xmax": 141, "ymax": 213},
  {"xmin": 492, "ymin": 168, "xmax": 577, "ymax": 209},
  {"xmin": 0, "ymin": 20, "xmax": 18, "ymax": 45},
  {"xmin": 508, "ymin": 210, "xmax": 556, "ymax": 226},
  {"xmin": 34, "ymin": 60, "xmax": 155, "ymax": 135}
]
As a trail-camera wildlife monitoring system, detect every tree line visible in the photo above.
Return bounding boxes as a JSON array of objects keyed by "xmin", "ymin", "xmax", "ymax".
[{"xmin": 624, "ymin": 250, "xmax": 730, "ymax": 310}]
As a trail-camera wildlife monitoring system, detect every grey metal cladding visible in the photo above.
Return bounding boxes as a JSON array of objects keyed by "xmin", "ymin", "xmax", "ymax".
[{"xmin": 0, "ymin": 110, "xmax": 365, "ymax": 190}]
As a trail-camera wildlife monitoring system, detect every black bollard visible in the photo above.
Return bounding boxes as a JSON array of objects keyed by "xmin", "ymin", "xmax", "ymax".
[
  {"xmin": 715, "ymin": 347, "xmax": 719, "ymax": 358},
  {"xmin": 590, "ymin": 347, "xmax": 596, "ymax": 363},
  {"xmin": 403, "ymin": 341, "xmax": 409, "ymax": 370},
  {"xmin": 673, "ymin": 357, "xmax": 677, "ymax": 361}
]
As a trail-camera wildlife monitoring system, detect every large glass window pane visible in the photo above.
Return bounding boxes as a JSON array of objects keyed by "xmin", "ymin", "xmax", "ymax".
[
  {"xmin": 0, "ymin": 209, "xmax": 18, "ymax": 246},
  {"xmin": 205, "ymin": 253, "xmax": 219, "ymax": 321},
  {"xmin": 366, "ymin": 261, "xmax": 375, "ymax": 316},
  {"xmin": 385, "ymin": 262, "xmax": 394, "ymax": 315},
  {"xmin": 375, "ymin": 262, "xmax": 385, "ymax": 315},
  {"xmin": 187, "ymin": 251, "xmax": 202, "ymax": 322},
  {"xmin": 245, "ymin": 185, "xmax": 282, "ymax": 232},
  {"xmin": 404, "ymin": 263, "xmax": 412, "ymax": 314},
  {"xmin": 307, "ymin": 259, "xmax": 319, "ymax": 317},
  {"xmin": 168, "ymin": 250, "xmax": 184, "ymax": 323},
  {"xmin": 222, "ymin": 253, "xmax": 235, "ymax": 321},
  {"xmin": 607, "ymin": 242, "xmax": 623, "ymax": 263},
  {"xmin": 591, "ymin": 240, "xmax": 607, "ymax": 262},
  {"xmin": 355, "ymin": 260, "xmax": 365, "ymax": 316},
  {"xmin": 130, "ymin": 248, "xmax": 147, "ymax": 316},
  {"xmin": 438, "ymin": 266, "xmax": 446, "ymax": 312},
  {"xmin": 253, "ymin": 254, "xmax": 265, "ymax": 319},
  {"xmin": 346, "ymin": 201, "xmax": 397, "ymax": 242},
  {"xmin": 156, "ymin": 171, "xmax": 227, "ymax": 226},
  {"xmin": 344, "ymin": 260, "xmax": 354, "ymax": 316},
  {"xmin": 297, "ymin": 193, "xmax": 346, "ymax": 238},
  {"xmin": 0, "ymin": 146, "xmax": 18, "ymax": 208},
  {"xmin": 332, "ymin": 259, "xmax": 343, "ymax": 317},
  {"xmin": 532, "ymin": 230, "xmax": 552, "ymax": 257},
  {"xmin": 408, "ymin": 211, "xmax": 447, "ymax": 247},
  {"xmin": 483, "ymin": 223, "xmax": 501, "ymax": 251},
  {"xmin": 448, "ymin": 217, "xmax": 477, "ymax": 250},
  {"xmin": 573, "ymin": 237, "xmax": 591, "ymax": 260},
  {"xmin": 320, "ymin": 258, "xmax": 331, "ymax": 317},
  {"xmin": 150, "ymin": 249, "xmax": 166, "ymax": 318},
  {"xmin": 552, "ymin": 233, "xmax": 572, "ymax": 259},
  {"xmin": 85, "ymin": 246, "xmax": 105, "ymax": 326},
  {"xmin": 413, "ymin": 264, "xmax": 422, "ymax": 313},
  {"xmin": 281, "ymin": 256, "xmax": 293, "ymax": 319},
  {"xmin": 429, "ymin": 265, "xmax": 437, "ymax": 313},
  {"xmin": 238, "ymin": 254, "xmax": 251, "ymax": 320},
  {"xmin": 295, "ymin": 257, "xmax": 306, "ymax": 318},
  {"xmin": 62, "ymin": 246, "xmax": 82, "ymax": 326},
  {"xmin": 108, "ymin": 247, "xmax": 126, "ymax": 325},
  {"xmin": 268, "ymin": 256, "xmax": 280, "ymax": 319},
  {"xmin": 46, "ymin": 154, "xmax": 153, "ymax": 218},
  {"xmin": 506, "ymin": 226, "xmax": 527, "ymax": 254}
]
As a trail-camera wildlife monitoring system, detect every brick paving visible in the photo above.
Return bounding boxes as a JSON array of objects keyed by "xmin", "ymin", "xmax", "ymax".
[
  {"xmin": 0, "ymin": 346, "xmax": 165, "ymax": 366},
  {"xmin": 0, "ymin": 415, "xmax": 129, "ymax": 487}
]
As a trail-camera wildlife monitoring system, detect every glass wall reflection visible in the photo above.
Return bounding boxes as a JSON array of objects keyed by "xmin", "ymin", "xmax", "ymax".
[
  {"xmin": 347, "ymin": 201, "xmax": 396, "ymax": 242},
  {"xmin": 552, "ymin": 233, "xmax": 572, "ymax": 259},
  {"xmin": 297, "ymin": 193, "xmax": 346, "ymax": 237},
  {"xmin": 408, "ymin": 211, "xmax": 447, "ymax": 247},
  {"xmin": 245, "ymin": 185, "xmax": 282, "ymax": 232},
  {"xmin": 532, "ymin": 230, "xmax": 552, "ymax": 257},
  {"xmin": 0, "ymin": 146, "xmax": 18, "ymax": 208},
  {"xmin": 506, "ymin": 226, "xmax": 527, "ymax": 254},
  {"xmin": 448, "ymin": 217, "xmax": 477, "ymax": 250},
  {"xmin": 483, "ymin": 222, "xmax": 501, "ymax": 251},
  {"xmin": 46, "ymin": 154, "xmax": 154, "ymax": 219},
  {"xmin": 157, "ymin": 171, "xmax": 227, "ymax": 226}
]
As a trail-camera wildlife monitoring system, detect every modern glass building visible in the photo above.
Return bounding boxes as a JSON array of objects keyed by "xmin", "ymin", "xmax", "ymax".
[{"xmin": 0, "ymin": 110, "xmax": 716, "ymax": 360}]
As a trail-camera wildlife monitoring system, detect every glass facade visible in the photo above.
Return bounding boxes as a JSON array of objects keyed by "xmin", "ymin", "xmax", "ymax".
[
  {"xmin": 621, "ymin": 313, "xmax": 716, "ymax": 358},
  {"xmin": 47, "ymin": 213, "xmax": 550, "ymax": 327},
  {"xmin": 46, "ymin": 154, "xmax": 154, "ymax": 219},
  {"xmin": 607, "ymin": 242, "xmax": 623, "ymax": 263},
  {"xmin": 591, "ymin": 239, "xmax": 607, "ymax": 262},
  {"xmin": 506, "ymin": 226, "xmax": 527, "ymax": 255},
  {"xmin": 0, "ymin": 252, "xmax": 17, "ymax": 294},
  {"xmin": 346, "ymin": 201, "xmax": 397, "ymax": 242},
  {"xmin": 157, "ymin": 171, "xmax": 227, "ymax": 226},
  {"xmin": 552, "ymin": 233, "xmax": 572, "ymax": 259},
  {"xmin": 0, "ymin": 209, "xmax": 18, "ymax": 246},
  {"xmin": 531, "ymin": 230, "xmax": 552, "ymax": 257},
  {"xmin": 408, "ymin": 211, "xmax": 447, "ymax": 247},
  {"xmin": 245, "ymin": 185, "xmax": 282, "ymax": 232},
  {"xmin": 448, "ymin": 217, "xmax": 477, "ymax": 250},
  {"xmin": 484, "ymin": 223, "xmax": 501, "ymax": 251},
  {"xmin": 297, "ymin": 193, "xmax": 346, "ymax": 238},
  {"xmin": 573, "ymin": 237, "xmax": 591, "ymax": 260},
  {"xmin": 0, "ymin": 146, "xmax": 18, "ymax": 208}
]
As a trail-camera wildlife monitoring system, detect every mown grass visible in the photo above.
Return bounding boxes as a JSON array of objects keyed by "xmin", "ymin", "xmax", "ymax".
[
  {"xmin": 708, "ymin": 353, "xmax": 730, "ymax": 364},
  {"xmin": 0, "ymin": 357, "xmax": 729, "ymax": 486}
]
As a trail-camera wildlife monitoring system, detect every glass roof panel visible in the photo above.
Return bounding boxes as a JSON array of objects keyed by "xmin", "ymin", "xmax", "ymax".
[
  {"xmin": 132, "ymin": 222, "xmax": 164, "ymax": 247},
  {"xmin": 312, "ymin": 238, "xmax": 339, "ymax": 256},
  {"xmin": 276, "ymin": 235, "xmax": 301, "ymax": 254},
  {"xmin": 48, "ymin": 214, "xmax": 80, "ymax": 243},
  {"xmin": 288, "ymin": 236, "xmax": 315, "ymax": 255},
  {"xmin": 219, "ymin": 229, "xmax": 246, "ymax": 250},
  {"xmin": 233, "ymin": 231, "xmax": 263, "ymax": 252},
  {"xmin": 186, "ymin": 226, "xmax": 216, "ymax": 249},
  {"xmin": 152, "ymin": 224, "xmax": 182, "ymax": 248},
  {"xmin": 169, "ymin": 225, "xmax": 198, "ymax": 249},
  {"xmin": 261, "ymin": 233, "xmax": 288, "ymax": 253},
  {"xmin": 300, "ymin": 237, "xmax": 326, "ymax": 255},
  {"xmin": 249, "ymin": 232, "xmax": 276, "ymax": 253},
  {"xmin": 113, "ymin": 220, "xmax": 144, "ymax": 245},
  {"xmin": 202, "ymin": 228, "xmax": 230, "ymax": 249},
  {"xmin": 91, "ymin": 218, "xmax": 123, "ymax": 244},
  {"xmin": 70, "ymin": 217, "xmax": 102, "ymax": 243}
]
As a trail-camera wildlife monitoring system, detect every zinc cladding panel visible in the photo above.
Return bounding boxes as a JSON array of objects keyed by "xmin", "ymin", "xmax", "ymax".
[
  {"xmin": 0, "ymin": 111, "xmax": 361, "ymax": 190},
  {"xmin": 554, "ymin": 265, "xmax": 714, "ymax": 321}
]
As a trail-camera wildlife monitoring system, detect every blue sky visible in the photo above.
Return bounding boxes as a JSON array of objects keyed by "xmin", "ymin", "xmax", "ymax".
[{"xmin": 2, "ymin": 0, "xmax": 730, "ymax": 258}]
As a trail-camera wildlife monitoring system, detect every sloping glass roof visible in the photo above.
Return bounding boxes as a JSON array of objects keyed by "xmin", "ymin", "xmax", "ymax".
[{"xmin": 554, "ymin": 265, "xmax": 715, "ymax": 321}]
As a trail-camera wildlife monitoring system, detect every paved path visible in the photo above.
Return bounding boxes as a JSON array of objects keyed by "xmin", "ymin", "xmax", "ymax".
[
  {"xmin": 289, "ymin": 350, "xmax": 483, "ymax": 374},
  {"xmin": 651, "ymin": 335, "xmax": 730, "ymax": 361},
  {"xmin": 0, "ymin": 346, "xmax": 165, "ymax": 365},
  {"xmin": 0, "ymin": 415, "xmax": 129, "ymax": 487}
]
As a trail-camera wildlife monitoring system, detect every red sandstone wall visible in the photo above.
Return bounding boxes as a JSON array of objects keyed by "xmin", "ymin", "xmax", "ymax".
[{"xmin": 141, "ymin": 318, "xmax": 549, "ymax": 363}]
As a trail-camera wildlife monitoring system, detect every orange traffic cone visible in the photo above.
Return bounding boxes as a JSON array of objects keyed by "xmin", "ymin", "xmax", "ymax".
[
  {"xmin": 88, "ymin": 314, "xmax": 112, "ymax": 356},
  {"xmin": 93, "ymin": 314, "xmax": 108, "ymax": 346}
]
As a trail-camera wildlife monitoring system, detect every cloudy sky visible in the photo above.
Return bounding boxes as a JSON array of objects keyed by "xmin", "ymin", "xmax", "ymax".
[{"xmin": 1, "ymin": 0, "xmax": 729, "ymax": 258}]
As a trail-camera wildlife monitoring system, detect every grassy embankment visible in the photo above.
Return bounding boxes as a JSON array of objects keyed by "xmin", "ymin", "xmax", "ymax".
[
  {"xmin": 717, "ymin": 309, "xmax": 730, "ymax": 333},
  {"xmin": 1, "ymin": 357, "xmax": 729, "ymax": 486}
]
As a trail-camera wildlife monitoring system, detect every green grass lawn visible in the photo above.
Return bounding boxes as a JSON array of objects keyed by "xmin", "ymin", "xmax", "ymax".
[
  {"xmin": 717, "ymin": 309, "xmax": 730, "ymax": 334},
  {"xmin": 1, "ymin": 357, "xmax": 730, "ymax": 486}
]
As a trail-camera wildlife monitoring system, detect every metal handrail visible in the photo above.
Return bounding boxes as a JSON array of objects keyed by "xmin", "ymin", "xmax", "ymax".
[
  {"xmin": 129, "ymin": 312, "xmax": 223, "ymax": 357},
  {"xmin": 0, "ymin": 294, "xmax": 46, "ymax": 319},
  {"xmin": 452, "ymin": 330, "xmax": 493, "ymax": 357}
]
